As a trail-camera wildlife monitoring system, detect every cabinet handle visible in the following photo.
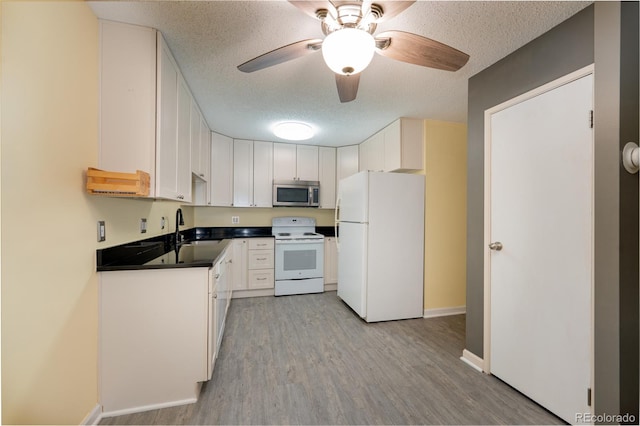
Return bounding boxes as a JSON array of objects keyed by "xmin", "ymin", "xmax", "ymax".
[
  {"xmin": 177, "ymin": 195, "xmax": 184, "ymax": 200},
  {"xmin": 199, "ymin": 173, "xmax": 204, "ymax": 177},
  {"xmin": 256, "ymin": 257, "xmax": 267, "ymax": 261},
  {"xmin": 257, "ymin": 277, "xmax": 267, "ymax": 281},
  {"xmin": 213, "ymin": 293, "xmax": 218, "ymax": 299},
  {"xmin": 215, "ymin": 274, "xmax": 220, "ymax": 279}
]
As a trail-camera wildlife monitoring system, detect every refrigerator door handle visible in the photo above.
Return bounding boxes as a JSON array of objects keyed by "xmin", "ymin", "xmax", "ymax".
[{"xmin": 334, "ymin": 196, "xmax": 341, "ymax": 251}]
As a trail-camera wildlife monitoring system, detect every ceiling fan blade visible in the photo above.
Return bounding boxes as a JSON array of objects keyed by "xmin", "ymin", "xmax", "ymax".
[
  {"xmin": 375, "ymin": 30, "xmax": 469, "ymax": 71},
  {"xmin": 289, "ymin": 1, "xmax": 337, "ymax": 20},
  {"xmin": 335, "ymin": 73, "xmax": 360, "ymax": 103},
  {"xmin": 238, "ymin": 39, "xmax": 323, "ymax": 73},
  {"xmin": 372, "ymin": 1, "xmax": 415, "ymax": 22}
]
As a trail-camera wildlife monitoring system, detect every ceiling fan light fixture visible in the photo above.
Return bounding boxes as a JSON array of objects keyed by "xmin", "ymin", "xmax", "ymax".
[
  {"xmin": 273, "ymin": 121, "xmax": 314, "ymax": 141},
  {"xmin": 321, "ymin": 28, "xmax": 375, "ymax": 75}
]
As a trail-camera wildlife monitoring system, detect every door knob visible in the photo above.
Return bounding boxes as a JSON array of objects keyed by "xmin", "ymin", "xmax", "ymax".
[{"xmin": 489, "ymin": 242, "xmax": 503, "ymax": 251}]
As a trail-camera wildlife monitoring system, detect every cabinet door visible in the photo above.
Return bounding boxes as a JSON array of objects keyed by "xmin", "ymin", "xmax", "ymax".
[
  {"xmin": 199, "ymin": 117, "xmax": 211, "ymax": 183},
  {"xmin": 190, "ymin": 101, "xmax": 202, "ymax": 177},
  {"xmin": 210, "ymin": 132, "xmax": 233, "ymax": 206},
  {"xmin": 253, "ymin": 141, "xmax": 274, "ymax": 207},
  {"xmin": 273, "ymin": 143, "xmax": 297, "ymax": 181},
  {"xmin": 176, "ymin": 77, "xmax": 192, "ymax": 202},
  {"xmin": 324, "ymin": 237, "xmax": 338, "ymax": 284},
  {"xmin": 337, "ymin": 145, "xmax": 359, "ymax": 183},
  {"xmin": 233, "ymin": 139, "xmax": 253, "ymax": 207},
  {"xmin": 99, "ymin": 21, "xmax": 157, "ymax": 195},
  {"xmin": 359, "ymin": 137, "xmax": 370, "ymax": 172},
  {"xmin": 383, "ymin": 119, "xmax": 401, "ymax": 172},
  {"xmin": 232, "ymin": 239, "xmax": 248, "ymax": 290},
  {"xmin": 296, "ymin": 145, "xmax": 319, "ymax": 181},
  {"xmin": 318, "ymin": 147, "xmax": 336, "ymax": 209},
  {"xmin": 384, "ymin": 118, "xmax": 424, "ymax": 172},
  {"xmin": 156, "ymin": 34, "xmax": 179, "ymax": 200},
  {"xmin": 368, "ymin": 132, "xmax": 385, "ymax": 172}
]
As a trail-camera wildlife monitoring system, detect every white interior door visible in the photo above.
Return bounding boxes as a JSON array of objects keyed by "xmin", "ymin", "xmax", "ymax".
[{"xmin": 488, "ymin": 72, "xmax": 593, "ymax": 423}]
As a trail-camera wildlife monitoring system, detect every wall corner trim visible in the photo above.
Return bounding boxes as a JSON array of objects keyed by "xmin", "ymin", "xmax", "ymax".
[
  {"xmin": 460, "ymin": 349, "xmax": 485, "ymax": 373},
  {"xmin": 81, "ymin": 404, "xmax": 103, "ymax": 426}
]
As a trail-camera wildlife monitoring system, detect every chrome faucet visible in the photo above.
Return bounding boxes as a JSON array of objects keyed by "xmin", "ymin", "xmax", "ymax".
[{"xmin": 175, "ymin": 208, "xmax": 184, "ymax": 245}]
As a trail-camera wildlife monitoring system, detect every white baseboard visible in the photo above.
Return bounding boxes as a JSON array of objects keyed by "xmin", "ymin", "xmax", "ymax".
[
  {"xmin": 81, "ymin": 404, "xmax": 102, "ymax": 425},
  {"xmin": 460, "ymin": 349, "xmax": 484, "ymax": 373},
  {"xmin": 423, "ymin": 306, "xmax": 466, "ymax": 318},
  {"xmin": 101, "ymin": 397, "xmax": 198, "ymax": 419}
]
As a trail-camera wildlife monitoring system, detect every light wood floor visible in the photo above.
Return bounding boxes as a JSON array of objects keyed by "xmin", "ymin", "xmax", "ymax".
[{"xmin": 100, "ymin": 291, "xmax": 563, "ymax": 425}]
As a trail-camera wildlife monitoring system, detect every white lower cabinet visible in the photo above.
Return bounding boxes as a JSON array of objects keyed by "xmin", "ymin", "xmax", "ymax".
[
  {"xmin": 324, "ymin": 236, "xmax": 338, "ymax": 287},
  {"xmin": 99, "ymin": 243, "xmax": 233, "ymax": 415},
  {"xmin": 232, "ymin": 237, "xmax": 275, "ymax": 297}
]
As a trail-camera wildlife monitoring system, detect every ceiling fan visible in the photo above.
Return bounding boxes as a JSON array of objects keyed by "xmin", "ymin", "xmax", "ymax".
[{"xmin": 237, "ymin": 0, "xmax": 470, "ymax": 103}]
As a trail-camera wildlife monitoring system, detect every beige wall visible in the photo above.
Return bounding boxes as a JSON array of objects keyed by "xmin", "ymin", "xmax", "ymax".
[
  {"xmin": 422, "ymin": 120, "xmax": 467, "ymax": 311},
  {"xmin": 195, "ymin": 206, "xmax": 335, "ymax": 228},
  {"xmin": 1, "ymin": 2, "xmax": 197, "ymax": 424}
]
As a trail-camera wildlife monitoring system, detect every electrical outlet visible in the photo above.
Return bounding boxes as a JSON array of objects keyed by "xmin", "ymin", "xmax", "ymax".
[
  {"xmin": 97, "ymin": 221, "xmax": 106, "ymax": 242},
  {"xmin": 232, "ymin": 216, "xmax": 240, "ymax": 224},
  {"xmin": 161, "ymin": 217, "xmax": 166, "ymax": 230},
  {"xmin": 140, "ymin": 218, "xmax": 147, "ymax": 233}
]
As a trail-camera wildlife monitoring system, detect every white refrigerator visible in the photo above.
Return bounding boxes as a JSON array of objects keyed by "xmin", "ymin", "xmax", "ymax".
[{"xmin": 335, "ymin": 171, "xmax": 425, "ymax": 322}]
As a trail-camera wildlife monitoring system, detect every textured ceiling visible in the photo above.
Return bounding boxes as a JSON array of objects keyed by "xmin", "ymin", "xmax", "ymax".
[{"xmin": 88, "ymin": 1, "xmax": 592, "ymax": 147}]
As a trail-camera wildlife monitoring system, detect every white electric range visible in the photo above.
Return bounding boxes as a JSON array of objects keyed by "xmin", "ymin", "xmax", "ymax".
[{"xmin": 272, "ymin": 217, "xmax": 325, "ymax": 296}]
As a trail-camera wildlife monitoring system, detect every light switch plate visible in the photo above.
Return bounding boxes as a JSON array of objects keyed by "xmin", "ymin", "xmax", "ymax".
[
  {"xmin": 140, "ymin": 218, "xmax": 147, "ymax": 233},
  {"xmin": 97, "ymin": 221, "xmax": 106, "ymax": 242},
  {"xmin": 232, "ymin": 216, "xmax": 240, "ymax": 224}
]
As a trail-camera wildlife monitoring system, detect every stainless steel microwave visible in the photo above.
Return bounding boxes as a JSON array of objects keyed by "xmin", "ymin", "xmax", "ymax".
[{"xmin": 273, "ymin": 180, "xmax": 320, "ymax": 207}]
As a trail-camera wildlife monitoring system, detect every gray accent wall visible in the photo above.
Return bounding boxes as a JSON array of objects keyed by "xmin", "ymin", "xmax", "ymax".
[{"xmin": 466, "ymin": 2, "xmax": 639, "ymax": 417}]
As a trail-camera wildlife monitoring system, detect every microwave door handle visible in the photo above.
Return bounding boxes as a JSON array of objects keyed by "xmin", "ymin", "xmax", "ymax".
[{"xmin": 309, "ymin": 187, "xmax": 313, "ymax": 206}]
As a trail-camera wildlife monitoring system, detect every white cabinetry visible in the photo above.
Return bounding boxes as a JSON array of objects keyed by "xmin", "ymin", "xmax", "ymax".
[
  {"xmin": 99, "ymin": 21, "xmax": 157, "ymax": 194},
  {"xmin": 359, "ymin": 131, "xmax": 384, "ymax": 172},
  {"xmin": 209, "ymin": 249, "xmax": 233, "ymax": 378},
  {"xmin": 191, "ymin": 101, "xmax": 210, "ymax": 182},
  {"xmin": 337, "ymin": 145, "xmax": 359, "ymax": 184},
  {"xmin": 324, "ymin": 236, "xmax": 338, "ymax": 288},
  {"xmin": 318, "ymin": 147, "xmax": 336, "ymax": 209},
  {"xmin": 233, "ymin": 140, "xmax": 273, "ymax": 207},
  {"xmin": 100, "ymin": 268, "xmax": 209, "ymax": 414},
  {"xmin": 100, "ymin": 21, "xmax": 205, "ymax": 202},
  {"xmin": 210, "ymin": 132, "xmax": 234, "ymax": 207},
  {"xmin": 359, "ymin": 118, "xmax": 424, "ymax": 173},
  {"xmin": 383, "ymin": 118, "xmax": 424, "ymax": 172},
  {"xmin": 232, "ymin": 238, "xmax": 275, "ymax": 297},
  {"xmin": 273, "ymin": 143, "xmax": 319, "ymax": 181}
]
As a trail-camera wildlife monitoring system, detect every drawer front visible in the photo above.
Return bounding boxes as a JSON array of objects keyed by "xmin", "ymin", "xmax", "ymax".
[
  {"xmin": 248, "ymin": 270, "xmax": 274, "ymax": 289},
  {"xmin": 248, "ymin": 238, "xmax": 274, "ymax": 250},
  {"xmin": 248, "ymin": 250, "xmax": 273, "ymax": 269}
]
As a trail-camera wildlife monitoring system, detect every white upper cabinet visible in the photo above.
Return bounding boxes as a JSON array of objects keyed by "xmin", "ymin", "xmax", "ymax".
[
  {"xmin": 337, "ymin": 145, "xmax": 359, "ymax": 183},
  {"xmin": 359, "ymin": 118, "xmax": 424, "ymax": 173},
  {"xmin": 191, "ymin": 101, "xmax": 211, "ymax": 182},
  {"xmin": 253, "ymin": 141, "xmax": 274, "ymax": 207},
  {"xmin": 99, "ymin": 21, "xmax": 212, "ymax": 203},
  {"xmin": 156, "ymin": 35, "xmax": 191, "ymax": 202},
  {"xmin": 273, "ymin": 143, "xmax": 319, "ymax": 181},
  {"xmin": 296, "ymin": 145, "xmax": 319, "ymax": 181},
  {"xmin": 199, "ymin": 117, "xmax": 211, "ymax": 183},
  {"xmin": 318, "ymin": 147, "xmax": 336, "ymax": 209},
  {"xmin": 383, "ymin": 118, "xmax": 424, "ymax": 172},
  {"xmin": 99, "ymin": 21, "xmax": 157, "ymax": 195},
  {"xmin": 210, "ymin": 132, "xmax": 233, "ymax": 207},
  {"xmin": 233, "ymin": 140, "xmax": 273, "ymax": 207},
  {"xmin": 359, "ymin": 131, "xmax": 384, "ymax": 172}
]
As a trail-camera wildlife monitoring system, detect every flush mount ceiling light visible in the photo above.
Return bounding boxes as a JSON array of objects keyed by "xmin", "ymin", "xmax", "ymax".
[
  {"xmin": 273, "ymin": 122, "xmax": 314, "ymax": 141},
  {"xmin": 321, "ymin": 28, "xmax": 375, "ymax": 76}
]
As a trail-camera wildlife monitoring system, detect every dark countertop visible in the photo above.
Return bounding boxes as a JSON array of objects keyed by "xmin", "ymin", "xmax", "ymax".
[{"xmin": 97, "ymin": 226, "xmax": 335, "ymax": 272}]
